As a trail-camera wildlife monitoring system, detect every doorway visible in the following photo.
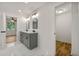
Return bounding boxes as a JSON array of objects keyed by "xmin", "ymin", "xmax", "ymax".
[
  {"xmin": 55, "ymin": 3, "xmax": 72, "ymax": 56},
  {"xmin": 6, "ymin": 16, "xmax": 17, "ymax": 46}
]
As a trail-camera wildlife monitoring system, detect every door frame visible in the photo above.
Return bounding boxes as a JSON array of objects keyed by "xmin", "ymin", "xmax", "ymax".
[
  {"xmin": 54, "ymin": 2, "xmax": 72, "ymax": 55},
  {"xmin": 5, "ymin": 15, "xmax": 17, "ymax": 46}
]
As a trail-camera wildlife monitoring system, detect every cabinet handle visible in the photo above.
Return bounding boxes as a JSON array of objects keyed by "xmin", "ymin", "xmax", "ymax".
[
  {"xmin": 54, "ymin": 32, "xmax": 56, "ymax": 35},
  {"xmin": 1, "ymin": 31, "xmax": 6, "ymax": 33}
]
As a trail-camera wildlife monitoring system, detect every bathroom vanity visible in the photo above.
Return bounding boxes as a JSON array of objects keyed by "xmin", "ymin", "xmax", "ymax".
[
  {"xmin": 20, "ymin": 31, "xmax": 38, "ymax": 50},
  {"xmin": 20, "ymin": 12, "xmax": 38, "ymax": 50}
]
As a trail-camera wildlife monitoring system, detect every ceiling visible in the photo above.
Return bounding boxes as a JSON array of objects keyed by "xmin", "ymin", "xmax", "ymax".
[
  {"xmin": 56, "ymin": 3, "xmax": 71, "ymax": 15},
  {"xmin": 0, "ymin": 2, "xmax": 47, "ymax": 16}
]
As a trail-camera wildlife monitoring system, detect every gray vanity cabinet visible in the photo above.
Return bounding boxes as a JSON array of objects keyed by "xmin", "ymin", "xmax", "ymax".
[{"xmin": 20, "ymin": 32, "xmax": 38, "ymax": 50}]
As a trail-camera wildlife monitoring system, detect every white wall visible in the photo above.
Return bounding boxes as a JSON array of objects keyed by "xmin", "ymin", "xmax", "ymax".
[
  {"xmin": 16, "ymin": 16, "xmax": 26, "ymax": 43},
  {"xmin": 56, "ymin": 12, "xmax": 72, "ymax": 43},
  {"xmin": 38, "ymin": 3, "xmax": 55, "ymax": 56},
  {"xmin": 0, "ymin": 12, "xmax": 6, "ymax": 48},
  {"xmin": 71, "ymin": 2, "xmax": 79, "ymax": 56},
  {"xmin": 17, "ymin": 3, "xmax": 55, "ymax": 56}
]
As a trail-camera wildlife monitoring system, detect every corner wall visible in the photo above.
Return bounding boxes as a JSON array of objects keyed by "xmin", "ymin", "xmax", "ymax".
[
  {"xmin": 38, "ymin": 3, "xmax": 55, "ymax": 56},
  {"xmin": 71, "ymin": 2, "xmax": 79, "ymax": 56}
]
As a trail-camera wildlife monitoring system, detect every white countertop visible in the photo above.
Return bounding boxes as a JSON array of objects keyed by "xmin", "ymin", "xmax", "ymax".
[{"xmin": 20, "ymin": 31, "xmax": 37, "ymax": 33}]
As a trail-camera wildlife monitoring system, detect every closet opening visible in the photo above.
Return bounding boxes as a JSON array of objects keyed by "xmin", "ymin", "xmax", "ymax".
[{"xmin": 55, "ymin": 3, "xmax": 72, "ymax": 56}]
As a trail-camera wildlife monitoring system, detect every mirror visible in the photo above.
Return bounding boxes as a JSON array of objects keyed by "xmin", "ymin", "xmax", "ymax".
[
  {"xmin": 26, "ymin": 17, "xmax": 30, "ymax": 31},
  {"xmin": 32, "ymin": 18, "xmax": 38, "ymax": 29},
  {"xmin": 32, "ymin": 12, "xmax": 38, "ymax": 29},
  {"xmin": 27, "ymin": 20, "xmax": 30, "ymax": 29}
]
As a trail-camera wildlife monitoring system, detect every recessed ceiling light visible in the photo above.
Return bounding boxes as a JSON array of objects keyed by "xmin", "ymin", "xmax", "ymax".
[
  {"xmin": 18, "ymin": 9, "xmax": 22, "ymax": 13},
  {"xmin": 24, "ymin": 2, "xmax": 29, "ymax": 4},
  {"xmin": 56, "ymin": 10, "xmax": 63, "ymax": 14}
]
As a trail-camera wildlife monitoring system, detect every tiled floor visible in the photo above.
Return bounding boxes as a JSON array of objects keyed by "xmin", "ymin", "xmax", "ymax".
[
  {"xmin": 56, "ymin": 41, "xmax": 71, "ymax": 56},
  {"xmin": 0, "ymin": 42, "xmax": 27, "ymax": 56},
  {"xmin": 0, "ymin": 42, "xmax": 39, "ymax": 56}
]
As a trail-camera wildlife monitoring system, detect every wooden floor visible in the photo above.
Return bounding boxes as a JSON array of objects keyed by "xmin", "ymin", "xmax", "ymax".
[
  {"xmin": 56, "ymin": 41, "xmax": 71, "ymax": 56},
  {"xmin": 6, "ymin": 35, "xmax": 16, "ymax": 43}
]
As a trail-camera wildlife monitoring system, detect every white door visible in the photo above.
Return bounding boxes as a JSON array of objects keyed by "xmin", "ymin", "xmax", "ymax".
[{"xmin": 0, "ymin": 12, "xmax": 6, "ymax": 48}]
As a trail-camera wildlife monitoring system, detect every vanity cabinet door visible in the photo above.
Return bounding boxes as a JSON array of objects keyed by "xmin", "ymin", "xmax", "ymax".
[
  {"xmin": 20, "ymin": 32, "xmax": 38, "ymax": 50},
  {"xmin": 20, "ymin": 32, "xmax": 23, "ymax": 43},
  {"xmin": 20, "ymin": 32, "xmax": 27, "ymax": 45},
  {"xmin": 32, "ymin": 18, "xmax": 38, "ymax": 29},
  {"xmin": 29, "ymin": 33, "xmax": 38, "ymax": 49},
  {"xmin": 24, "ymin": 34, "xmax": 29, "ymax": 48}
]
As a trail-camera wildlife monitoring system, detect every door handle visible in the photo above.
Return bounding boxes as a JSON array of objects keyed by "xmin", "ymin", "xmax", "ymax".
[
  {"xmin": 54, "ymin": 32, "xmax": 56, "ymax": 35},
  {"xmin": 1, "ymin": 31, "xmax": 6, "ymax": 33}
]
